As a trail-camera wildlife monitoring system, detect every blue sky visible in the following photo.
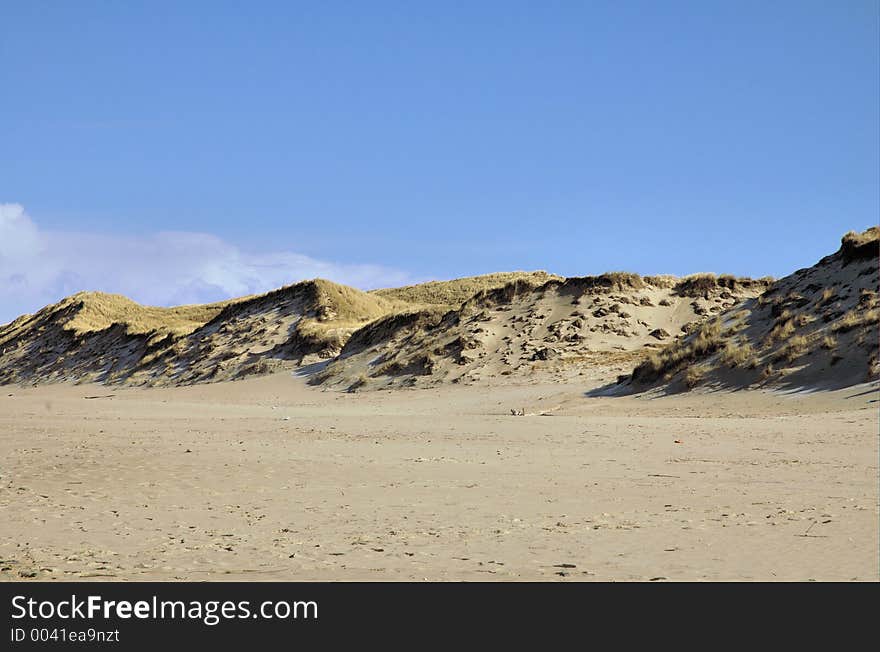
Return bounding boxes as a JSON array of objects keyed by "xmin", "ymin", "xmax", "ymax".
[{"xmin": 1, "ymin": 1, "xmax": 878, "ymax": 321}]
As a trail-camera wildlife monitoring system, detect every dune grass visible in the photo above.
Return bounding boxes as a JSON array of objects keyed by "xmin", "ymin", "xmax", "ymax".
[
  {"xmin": 832, "ymin": 308, "xmax": 880, "ymax": 333},
  {"xmin": 373, "ymin": 272, "xmax": 560, "ymax": 307},
  {"xmin": 672, "ymin": 273, "xmax": 772, "ymax": 298},
  {"xmin": 684, "ymin": 365, "xmax": 707, "ymax": 388},
  {"xmin": 630, "ymin": 318, "xmax": 723, "ymax": 383},
  {"xmin": 773, "ymin": 335, "xmax": 812, "ymax": 364},
  {"xmin": 55, "ymin": 292, "xmax": 234, "ymax": 337},
  {"xmin": 719, "ymin": 340, "xmax": 757, "ymax": 368}
]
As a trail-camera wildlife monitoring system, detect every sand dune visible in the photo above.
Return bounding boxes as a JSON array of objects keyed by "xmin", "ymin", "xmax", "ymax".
[
  {"xmin": 620, "ymin": 227, "xmax": 879, "ymax": 393},
  {"xmin": 313, "ymin": 273, "xmax": 770, "ymax": 390},
  {"xmin": 2, "ymin": 229, "xmax": 875, "ymax": 396},
  {"xmin": 0, "ymin": 273, "xmax": 550, "ymax": 386}
]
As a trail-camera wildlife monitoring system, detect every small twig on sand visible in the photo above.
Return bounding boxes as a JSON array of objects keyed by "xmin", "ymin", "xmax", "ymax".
[{"xmin": 795, "ymin": 521, "xmax": 828, "ymax": 538}]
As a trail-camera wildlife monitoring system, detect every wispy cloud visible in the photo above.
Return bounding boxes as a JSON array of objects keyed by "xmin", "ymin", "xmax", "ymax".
[{"xmin": 0, "ymin": 203, "xmax": 413, "ymax": 324}]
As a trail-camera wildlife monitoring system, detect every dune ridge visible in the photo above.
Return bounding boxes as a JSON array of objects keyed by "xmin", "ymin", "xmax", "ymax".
[
  {"xmin": 0, "ymin": 272, "xmax": 554, "ymax": 386},
  {"xmin": 311, "ymin": 272, "xmax": 771, "ymax": 390},
  {"xmin": 1, "ymin": 229, "xmax": 876, "ymax": 392}
]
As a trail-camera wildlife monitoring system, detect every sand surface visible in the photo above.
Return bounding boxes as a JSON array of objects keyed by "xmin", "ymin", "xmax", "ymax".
[{"xmin": 1, "ymin": 373, "xmax": 877, "ymax": 581}]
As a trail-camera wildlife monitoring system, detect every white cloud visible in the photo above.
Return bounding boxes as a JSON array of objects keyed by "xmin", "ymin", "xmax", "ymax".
[
  {"xmin": 0, "ymin": 203, "xmax": 413, "ymax": 324},
  {"xmin": 0, "ymin": 203, "xmax": 43, "ymax": 261}
]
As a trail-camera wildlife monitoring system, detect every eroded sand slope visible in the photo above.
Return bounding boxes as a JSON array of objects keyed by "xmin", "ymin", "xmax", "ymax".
[
  {"xmin": 314, "ymin": 273, "xmax": 770, "ymax": 390},
  {"xmin": 623, "ymin": 227, "xmax": 880, "ymax": 393}
]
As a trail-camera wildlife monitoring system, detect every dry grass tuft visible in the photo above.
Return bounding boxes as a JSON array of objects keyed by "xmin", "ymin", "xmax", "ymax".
[
  {"xmin": 766, "ymin": 316, "xmax": 795, "ymax": 344},
  {"xmin": 643, "ymin": 275, "xmax": 677, "ymax": 289},
  {"xmin": 773, "ymin": 335, "xmax": 811, "ymax": 364},
  {"xmin": 673, "ymin": 273, "xmax": 721, "ymax": 297},
  {"xmin": 630, "ymin": 319, "xmax": 723, "ymax": 383},
  {"xmin": 672, "ymin": 273, "xmax": 771, "ymax": 298},
  {"xmin": 832, "ymin": 308, "xmax": 880, "ymax": 333},
  {"xmin": 840, "ymin": 226, "xmax": 880, "ymax": 264},
  {"xmin": 598, "ymin": 271, "xmax": 645, "ymax": 289},
  {"xmin": 719, "ymin": 340, "xmax": 757, "ymax": 368},
  {"xmin": 819, "ymin": 287, "xmax": 836, "ymax": 304},
  {"xmin": 684, "ymin": 365, "xmax": 707, "ymax": 388}
]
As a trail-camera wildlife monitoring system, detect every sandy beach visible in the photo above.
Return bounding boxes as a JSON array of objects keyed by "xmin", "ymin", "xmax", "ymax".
[{"xmin": 2, "ymin": 373, "xmax": 876, "ymax": 582}]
